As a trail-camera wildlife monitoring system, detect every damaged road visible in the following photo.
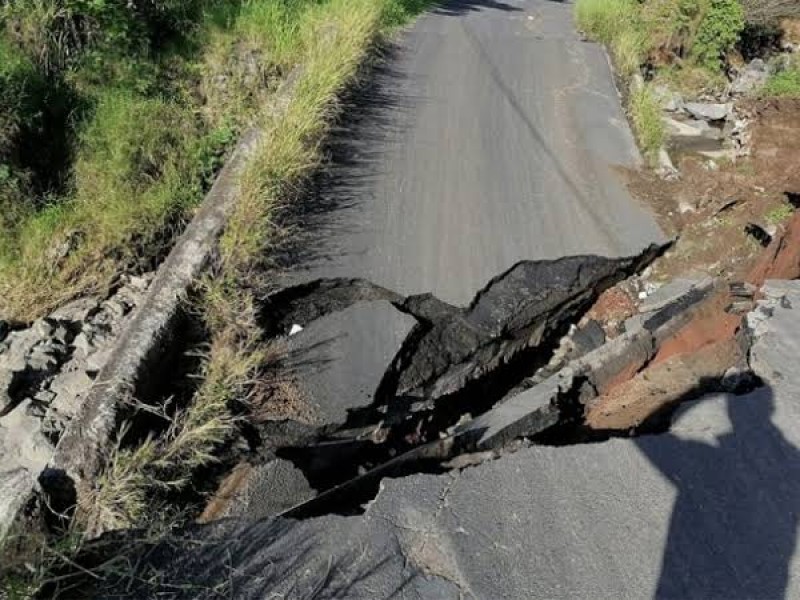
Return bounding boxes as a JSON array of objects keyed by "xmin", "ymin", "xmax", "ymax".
[
  {"xmin": 87, "ymin": 280, "xmax": 800, "ymax": 600},
  {"xmin": 228, "ymin": 245, "xmax": 667, "ymax": 514}
]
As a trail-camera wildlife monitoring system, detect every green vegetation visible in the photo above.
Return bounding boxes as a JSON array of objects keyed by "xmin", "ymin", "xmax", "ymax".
[
  {"xmin": 766, "ymin": 203, "xmax": 795, "ymax": 225},
  {"xmin": 630, "ymin": 83, "xmax": 667, "ymax": 163},
  {"xmin": 576, "ymin": 0, "xmax": 747, "ymax": 78},
  {"xmin": 762, "ymin": 57, "xmax": 800, "ymax": 96},
  {"xmin": 0, "ymin": 0, "xmax": 360, "ymax": 322},
  {"xmin": 576, "ymin": 0, "xmax": 749, "ymax": 162},
  {"xmin": 693, "ymin": 0, "xmax": 746, "ymax": 71}
]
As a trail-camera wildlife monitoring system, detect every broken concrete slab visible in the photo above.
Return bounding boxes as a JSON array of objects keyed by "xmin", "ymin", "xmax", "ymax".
[
  {"xmin": 122, "ymin": 374, "xmax": 800, "ymax": 599},
  {"xmin": 200, "ymin": 459, "xmax": 315, "ymax": 523},
  {"xmin": 0, "ymin": 469, "xmax": 35, "ymax": 545},
  {"xmin": 455, "ymin": 376, "xmax": 561, "ymax": 451},
  {"xmin": 684, "ymin": 102, "xmax": 732, "ymax": 122},
  {"xmin": 639, "ymin": 277, "xmax": 714, "ymax": 314},
  {"xmin": 286, "ymin": 300, "xmax": 417, "ymax": 430}
]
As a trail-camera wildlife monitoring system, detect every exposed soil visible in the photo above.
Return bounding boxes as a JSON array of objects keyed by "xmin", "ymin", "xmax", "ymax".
[{"xmin": 625, "ymin": 98, "xmax": 800, "ymax": 284}]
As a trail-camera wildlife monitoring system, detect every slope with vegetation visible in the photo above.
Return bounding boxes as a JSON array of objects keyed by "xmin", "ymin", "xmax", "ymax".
[
  {"xmin": 576, "ymin": 0, "xmax": 800, "ymax": 161},
  {"xmin": 0, "ymin": 0, "xmax": 425, "ymax": 323}
]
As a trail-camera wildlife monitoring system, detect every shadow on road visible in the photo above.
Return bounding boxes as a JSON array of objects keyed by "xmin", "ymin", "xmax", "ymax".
[
  {"xmin": 432, "ymin": 0, "xmax": 522, "ymax": 16},
  {"xmin": 637, "ymin": 387, "xmax": 800, "ymax": 600}
]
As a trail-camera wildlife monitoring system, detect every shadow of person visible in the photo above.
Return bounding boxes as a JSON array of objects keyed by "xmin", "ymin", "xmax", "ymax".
[{"xmin": 637, "ymin": 388, "xmax": 800, "ymax": 600}]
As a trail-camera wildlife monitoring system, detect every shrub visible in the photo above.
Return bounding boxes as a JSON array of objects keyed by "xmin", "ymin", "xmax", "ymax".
[{"xmin": 692, "ymin": 0, "xmax": 746, "ymax": 71}]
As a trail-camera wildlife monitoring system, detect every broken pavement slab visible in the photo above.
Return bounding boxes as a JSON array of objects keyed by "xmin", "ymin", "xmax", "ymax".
[
  {"xmin": 390, "ymin": 246, "xmax": 668, "ymax": 404},
  {"xmin": 123, "ymin": 281, "xmax": 800, "ymax": 599},
  {"xmin": 285, "ymin": 299, "xmax": 417, "ymax": 430},
  {"xmin": 199, "ymin": 458, "xmax": 315, "ymax": 523},
  {"xmin": 117, "ymin": 378, "xmax": 800, "ymax": 599}
]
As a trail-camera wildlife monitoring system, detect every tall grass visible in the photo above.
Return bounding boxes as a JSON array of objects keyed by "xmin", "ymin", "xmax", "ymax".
[
  {"xmin": 575, "ymin": 0, "xmax": 646, "ymax": 78},
  {"xmin": 84, "ymin": 0, "xmax": 430, "ymax": 537},
  {"xmin": 630, "ymin": 83, "xmax": 667, "ymax": 165}
]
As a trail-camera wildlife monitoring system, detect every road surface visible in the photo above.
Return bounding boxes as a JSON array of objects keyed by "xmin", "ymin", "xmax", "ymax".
[{"xmin": 283, "ymin": 0, "xmax": 664, "ymax": 306}]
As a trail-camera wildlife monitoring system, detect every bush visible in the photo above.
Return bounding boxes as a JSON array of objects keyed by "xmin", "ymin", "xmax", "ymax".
[{"xmin": 692, "ymin": 0, "xmax": 746, "ymax": 71}]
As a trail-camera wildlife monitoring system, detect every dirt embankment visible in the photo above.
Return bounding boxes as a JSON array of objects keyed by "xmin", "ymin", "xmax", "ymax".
[{"xmin": 626, "ymin": 98, "xmax": 800, "ymax": 284}]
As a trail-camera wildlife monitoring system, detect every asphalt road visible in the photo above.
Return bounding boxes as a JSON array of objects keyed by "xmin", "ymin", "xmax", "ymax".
[{"xmin": 285, "ymin": 0, "xmax": 664, "ymax": 306}]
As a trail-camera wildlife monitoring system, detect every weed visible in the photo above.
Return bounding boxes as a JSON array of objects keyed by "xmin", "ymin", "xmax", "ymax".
[
  {"xmin": 630, "ymin": 84, "xmax": 667, "ymax": 165},
  {"xmin": 762, "ymin": 64, "xmax": 800, "ymax": 96},
  {"xmin": 766, "ymin": 203, "xmax": 795, "ymax": 224},
  {"xmin": 692, "ymin": 0, "xmax": 746, "ymax": 72}
]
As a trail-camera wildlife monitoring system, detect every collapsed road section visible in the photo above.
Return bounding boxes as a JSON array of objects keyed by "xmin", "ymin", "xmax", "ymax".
[
  {"xmin": 201, "ymin": 244, "xmax": 669, "ymax": 520},
  {"xmin": 66, "ymin": 273, "xmax": 800, "ymax": 600}
]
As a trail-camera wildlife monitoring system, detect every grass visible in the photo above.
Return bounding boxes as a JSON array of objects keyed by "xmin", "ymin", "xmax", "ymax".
[
  {"xmin": 762, "ymin": 64, "xmax": 800, "ymax": 96},
  {"xmin": 0, "ymin": 0, "xmax": 323, "ymax": 323},
  {"xmin": 576, "ymin": 0, "xmax": 646, "ymax": 78},
  {"xmin": 766, "ymin": 203, "xmax": 795, "ymax": 225},
  {"xmin": 82, "ymin": 0, "xmax": 433, "ymax": 540},
  {"xmin": 630, "ymin": 84, "xmax": 667, "ymax": 165}
]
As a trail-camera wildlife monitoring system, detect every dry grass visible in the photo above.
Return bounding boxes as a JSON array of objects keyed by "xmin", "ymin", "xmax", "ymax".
[{"xmin": 85, "ymin": 0, "xmax": 391, "ymax": 536}]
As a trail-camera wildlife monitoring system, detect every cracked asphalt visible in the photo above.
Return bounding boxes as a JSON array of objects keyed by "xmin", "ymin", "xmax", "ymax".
[{"xmin": 286, "ymin": 0, "xmax": 664, "ymax": 307}]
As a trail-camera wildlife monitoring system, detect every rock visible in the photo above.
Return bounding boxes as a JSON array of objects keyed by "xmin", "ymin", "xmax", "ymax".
[
  {"xmin": 678, "ymin": 200, "xmax": 696, "ymax": 214},
  {"xmin": 656, "ymin": 148, "xmax": 679, "ymax": 180},
  {"xmin": 45, "ymin": 230, "xmax": 84, "ymax": 266},
  {"xmin": 26, "ymin": 346, "xmax": 59, "ymax": 372},
  {"xmin": 653, "ymin": 84, "xmax": 684, "ymax": 112},
  {"xmin": 86, "ymin": 346, "xmax": 113, "ymax": 375},
  {"xmin": 0, "ymin": 468, "xmax": 35, "ymax": 545},
  {"xmin": 698, "ymin": 149, "xmax": 737, "ymax": 162},
  {"xmin": 286, "ymin": 300, "xmax": 418, "ymax": 429},
  {"xmin": 0, "ymin": 399, "xmax": 54, "ymax": 472},
  {"xmin": 731, "ymin": 59, "xmax": 769, "ymax": 95},
  {"xmin": 663, "ymin": 116, "xmax": 712, "ymax": 137},
  {"xmin": 684, "ymin": 102, "xmax": 732, "ymax": 122},
  {"xmin": 49, "ymin": 297, "xmax": 100, "ymax": 323},
  {"xmin": 71, "ymin": 332, "xmax": 94, "ymax": 358},
  {"xmin": 49, "ymin": 370, "xmax": 93, "ymax": 402}
]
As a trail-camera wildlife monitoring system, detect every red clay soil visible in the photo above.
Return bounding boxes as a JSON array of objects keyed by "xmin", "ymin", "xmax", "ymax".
[
  {"xmin": 586, "ymin": 338, "xmax": 746, "ymax": 432},
  {"xmin": 625, "ymin": 98, "xmax": 800, "ymax": 285},
  {"xmin": 587, "ymin": 213, "xmax": 800, "ymax": 431},
  {"xmin": 654, "ymin": 212, "xmax": 800, "ymax": 364}
]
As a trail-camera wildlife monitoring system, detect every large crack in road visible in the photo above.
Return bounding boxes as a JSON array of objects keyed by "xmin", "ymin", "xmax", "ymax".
[{"xmin": 220, "ymin": 245, "xmax": 669, "ymax": 516}]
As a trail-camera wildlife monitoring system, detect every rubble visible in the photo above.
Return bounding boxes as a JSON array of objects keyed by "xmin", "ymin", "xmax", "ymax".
[
  {"xmin": 94, "ymin": 281, "xmax": 800, "ymax": 600},
  {"xmin": 0, "ymin": 274, "xmax": 153, "ymax": 544},
  {"xmin": 731, "ymin": 59, "xmax": 769, "ymax": 95}
]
